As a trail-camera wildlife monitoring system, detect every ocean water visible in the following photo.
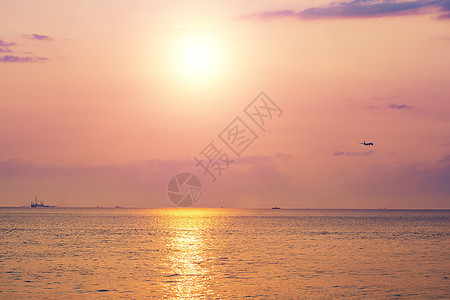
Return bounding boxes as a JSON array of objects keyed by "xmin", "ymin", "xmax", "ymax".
[{"xmin": 0, "ymin": 208, "xmax": 449, "ymax": 299}]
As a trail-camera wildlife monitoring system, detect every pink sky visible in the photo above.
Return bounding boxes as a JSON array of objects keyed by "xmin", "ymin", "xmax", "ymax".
[{"xmin": 1, "ymin": 0, "xmax": 449, "ymax": 208}]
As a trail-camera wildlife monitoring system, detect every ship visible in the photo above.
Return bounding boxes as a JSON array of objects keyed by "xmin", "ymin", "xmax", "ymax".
[
  {"xmin": 30, "ymin": 196, "xmax": 52, "ymax": 208},
  {"xmin": 272, "ymin": 205, "xmax": 280, "ymax": 209}
]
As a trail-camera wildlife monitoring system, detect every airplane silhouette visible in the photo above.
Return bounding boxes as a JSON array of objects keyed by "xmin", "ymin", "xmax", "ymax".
[{"xmin": 360, "ymin": 141, "xmax": 374, "ymax": 146}]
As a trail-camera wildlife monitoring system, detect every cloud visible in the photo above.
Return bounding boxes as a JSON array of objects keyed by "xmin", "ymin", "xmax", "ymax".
[
  {"xmin": 0, "ymin": 159, "xmax": 34, "ymax": 175},
  {"xmin": 0, "ymin": 55, "xmax": 48, "ymax": 63},
  {"xmin": 388, "ymin": 103, "xmax": 414, "ymax": 109},
  {"xmin": 244, "ymin": 9, "xmax": 296, "ymax": 21},
  {"xmin": 274, "ymin": 152, "xmax": 293, "ymax": 160},
  {"xmin": 364, "ymin": 102, "xmax": 415, "ymax": 110},
  {"xmin": 333, "ymin": 150, "xmax": 373, "ymax": 156},
  {"xmin": 240, "ymin": 0, "xmax": 450, "ymax": 21},
  {"xmin": 354, "ymin": 162, "xmax": 450, "ymax": 206},
  {"xmin": 363, "ymin": 104, "xmax": 379, "ymax": 110},
  {"xmin": 0, "ymin": 157, "xmax": 296, "ymax": 207},
  {"xmin": 234, "ymin": 153, "xmax": 292, "ymax": 165},
  {"xmin": 1, "ymin": 157, "xmax": 448, "ymax": 208},
  {"xmin": 438, "ymin": 154, "xmax": 450, "ymax": 164},
  {"xmin": 208, "ymin": 162, "xmax": 297, "ymax": 207},
  {"xmin": 0, "ymin": 158, "xmax": 193, "ymax": 207},
  {"xmin": 438, "ymin": 34, "xmax": 450, "ymax": 40},
  {"xmin": 0, "ymin": 158, "xmax": 194, "ymax": 180},
  {"xmin": 0, "ymin": 155, "xmax": 291, "ymax": 177},
  {"xmin": 24, "ymin": 33, "xmax": 53, "ymax": 41},
  {"xmin": 0, "ymin": 40, "xmax": 15, "ymax": 46},
  {"xmin": 0, "ymin": 35, "xmax": 52, "ymax": 62},
  {"xmin": 0, "ymin": 39, "xmax": 15, "ymax": 53},
  {"xmin": 438, "ymin": 12, "xmax": 450, "ymax": 18}
]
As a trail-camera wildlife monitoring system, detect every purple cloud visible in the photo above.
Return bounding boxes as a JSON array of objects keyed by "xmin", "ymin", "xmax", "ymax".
[
  {"xmin": 363, "ymin": 104, "xmax": 379, "ymax": 110},
  {"xmin": 234, "ymin": 153, "xmax": 292, "ymax": 165},
  {"xmin": 389, "ymin": 103, "xmax": 414, "ymax": 109},
  {"xmin": 333, "ymin": 150, "xmax": 373, "ymax": 156},
  {"xmin": 0, "ymin": 158, "xmax": 192, "ymax": 178},
  {"xmin": 436, "ymin": 0, "xmax": 450, "ymax": 18},
  {"xmin": 25, "ymin": 33, "xmax": 53, "ymax": 41},
  {"xmin": 438, "ymin": 154, "xmax": 450, "ymax": 164},
  {"xmin": 0, "ymin": 158, "xmax": 296, "ymax": 208},
  {"xmin": 0, "ymin": 39, "xmax": 15, "ymax": 53},
  {"xmin": 275, "ymin": 152, "xmax": 292, "ymax": 160},
  {"xmin": 355, "ymin": 162, "xmax": 450, "ymax": 205},
  {"xmin": 0, "ymin": 40, "xmax": 15, "ymax": 46},
  {"xmin": 240, "ymin": 0, "xmax": 450, "ymax": 21},
  {"xmin": 0, "ymin": 159, "xmax": 34, "ymax": 175},
  {"xmin": 0, "ymin": 55, "xmax": 48, "ymax": 63}
]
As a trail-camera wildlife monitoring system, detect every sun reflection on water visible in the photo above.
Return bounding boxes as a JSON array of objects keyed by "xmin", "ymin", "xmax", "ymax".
[{"xmin": 158, "ymin": 208, "xmax": 226, "ymax": 299}]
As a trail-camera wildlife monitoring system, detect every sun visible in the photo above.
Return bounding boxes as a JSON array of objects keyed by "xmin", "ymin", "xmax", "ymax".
[
  {"xmin": 183, "ymin": 42, "xmax": 214, "ymax": 75},
  {"xmin": 175, "ymin": 33, "xmax": 222, "ymax": 81}
]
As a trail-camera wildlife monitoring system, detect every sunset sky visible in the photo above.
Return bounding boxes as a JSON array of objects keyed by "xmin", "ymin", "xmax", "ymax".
[{"xmin": 1, "ymin": 0, "xmax": 449, "ymax": 208}]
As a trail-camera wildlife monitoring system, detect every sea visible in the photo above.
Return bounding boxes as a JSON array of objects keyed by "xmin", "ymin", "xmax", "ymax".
[{"xmin": 0, "ymin": 208, "xmax": 449, "ymax": 299}]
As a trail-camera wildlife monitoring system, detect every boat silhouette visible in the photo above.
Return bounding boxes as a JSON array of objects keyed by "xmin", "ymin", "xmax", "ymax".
[{"xmin": 30, "ymin": 196, "xmax": 52, "ymax": 208}]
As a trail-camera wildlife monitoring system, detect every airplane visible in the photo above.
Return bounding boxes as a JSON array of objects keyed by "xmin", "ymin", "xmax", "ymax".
[{"xmin": 360, "ymin": 141, "xmax": 374, "ymax": 146}]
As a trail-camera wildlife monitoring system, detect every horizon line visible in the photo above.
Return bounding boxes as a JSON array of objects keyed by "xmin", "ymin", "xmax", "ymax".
[{"xmin": 1, "ymin": 206, "xmax": 449, "ymax": 210}]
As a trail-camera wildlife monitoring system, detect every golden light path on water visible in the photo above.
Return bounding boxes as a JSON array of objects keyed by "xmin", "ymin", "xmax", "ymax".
[{"xmin": 155, "ymin": 209, "xmax": 221, "ymax": 299}]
